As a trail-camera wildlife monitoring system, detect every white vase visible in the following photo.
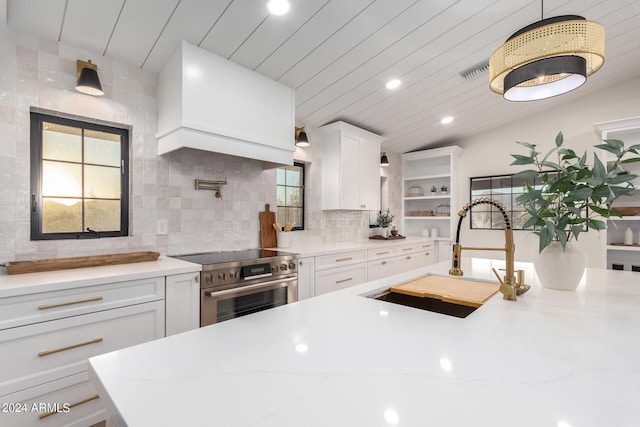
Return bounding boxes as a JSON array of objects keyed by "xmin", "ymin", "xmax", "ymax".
[{"xmin": 533, "ymin": 240, "xmax": 586, "ymax": 291}]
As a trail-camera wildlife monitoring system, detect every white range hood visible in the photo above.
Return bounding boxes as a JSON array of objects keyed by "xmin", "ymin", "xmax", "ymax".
[{"xmin": 156, "ymin": 41, "xmax": 296, "ymax": 167}]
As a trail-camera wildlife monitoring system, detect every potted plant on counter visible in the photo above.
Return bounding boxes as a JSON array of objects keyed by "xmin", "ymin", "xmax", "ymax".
[
  {"xmin": 511, "ymin": 131, "xmax": 640, "ymax": 290},
  {"xmin": 375, "ymin": 209, "xmax": 395, "ymax": 238}
]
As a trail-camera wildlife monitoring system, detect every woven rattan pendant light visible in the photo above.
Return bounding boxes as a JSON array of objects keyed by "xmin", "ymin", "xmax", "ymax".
[{"xmin": 489, "ymin": 1, "xmax": 604, "ymax": 101}]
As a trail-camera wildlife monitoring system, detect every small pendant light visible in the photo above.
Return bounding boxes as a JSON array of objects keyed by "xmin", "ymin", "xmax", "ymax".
[
  {"xmin": 76, "ymin": 60, "xmax": 104, "ymax": 96},
  {"xmin": 380, "ymin": 152, "xmax": 389, "ymax": 167}
]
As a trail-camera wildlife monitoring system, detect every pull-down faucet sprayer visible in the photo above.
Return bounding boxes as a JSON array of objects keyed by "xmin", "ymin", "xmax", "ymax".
[{"xmin": 448, "ymin": 197, "xmax": 530, "ymax": 301}]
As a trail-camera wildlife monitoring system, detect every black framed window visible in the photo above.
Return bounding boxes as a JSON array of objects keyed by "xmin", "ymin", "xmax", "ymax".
[
  {"xmin": 276, "ymin": 162, "xmax": 305, "ymax": 230},
  {"xmin": 469, "ymin": 174, "xmax": 533, "ymax": 230},
  {"xmin": 30, "ymin": 111, "xmax": 130, "ymax": 240}
]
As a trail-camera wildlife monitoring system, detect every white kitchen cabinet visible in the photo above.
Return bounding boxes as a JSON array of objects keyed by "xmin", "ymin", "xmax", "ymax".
[
  {"xmin": 0, "ymin": 371, "xmax": 105, "ymax": 427},
  {"xmin": 165, "ymin": 273, "xmax": 200, "ymax": 336},
  {"xmin": 438, "ymin": 240, "xmax": 453, "ymax": 263},
  {"xmin": 367, "ymin": 257, "xmax": 397, "ymax": 281},
  {"xmin": 315, "ymin": 264, "xmax": 367, "ymax": 296},
  {"xmin": 320, "ymin": 121, "xmax": 384, "ymax": 210},
  {"xmin": 594, "ymin": 116, "xmax": 640, "ymax": 270},
  {"xmin": 401, "ymin": 146, "xmax": 463, "ymax": 239},
  {"xmin": 297, "ymin": 257, "xmax": 315, "ymax": 300},
  {"xmin": 0, "ymin": 274, "xmax": 170, "ymax": 426}
]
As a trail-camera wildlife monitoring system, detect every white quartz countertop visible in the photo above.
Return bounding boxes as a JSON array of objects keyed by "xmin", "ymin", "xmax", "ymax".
[
  {"xmin": 0, "ymin": 256, "xmax": 201, "ymax": 298},
  {"xmin": 271, "ymin": 235, "xmax": 437, "ymax": 257},
  {"xmin": 89, "ymin": 259, "xmax": 640, "ymax": 427}
]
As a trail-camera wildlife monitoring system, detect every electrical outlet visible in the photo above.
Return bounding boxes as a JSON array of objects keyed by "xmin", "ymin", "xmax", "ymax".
[{"xmin": 157, "ymin": 219, "xmax": 168, "ymax": 235}]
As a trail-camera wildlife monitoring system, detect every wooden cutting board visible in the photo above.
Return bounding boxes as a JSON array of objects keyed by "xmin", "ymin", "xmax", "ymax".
[
  {"xmin": 259, "ymin": 203, "xmax": 277, "ymax": 248},
  {"xmin": 4, "ymin": 251, "xmax": 160, "ymax": 275},
  {"xmin": 390, "ymin": 275, "xmax": 499, "ymax": 308}
]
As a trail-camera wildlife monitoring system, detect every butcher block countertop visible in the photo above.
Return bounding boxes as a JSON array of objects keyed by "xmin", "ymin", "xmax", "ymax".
[{"xmin": 89, "ymin": 258, "xmax": 640, "ymax": 427}]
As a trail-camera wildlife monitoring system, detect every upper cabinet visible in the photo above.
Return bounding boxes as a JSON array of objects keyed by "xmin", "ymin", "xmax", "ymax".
[
  {"xmin": 320, "ymin": 121, "xmax": 384, "ymax": 211},
  {"xmin": 156, "ymin": 41, "xmax": 296, "ymax": 167}
]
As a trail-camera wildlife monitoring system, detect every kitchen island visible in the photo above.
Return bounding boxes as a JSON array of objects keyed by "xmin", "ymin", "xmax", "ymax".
[{"xmin": 88, "ymin": 259, "xmax": 640, "ymax": 426}]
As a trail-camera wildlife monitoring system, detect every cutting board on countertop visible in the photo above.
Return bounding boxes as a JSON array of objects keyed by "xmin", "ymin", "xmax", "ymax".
[
  {"xmin": 259, "ymin": 204, "xmax": 277, "ymax": 248},
  {"xmin": 390, "ymin": 275, "xmax": 499, "ymax": 308}
]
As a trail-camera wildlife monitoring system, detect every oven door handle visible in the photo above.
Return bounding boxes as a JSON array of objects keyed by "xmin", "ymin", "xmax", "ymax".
[
  {"xmin": 244, "ymin": 272, "xmax": 273, "ymax": 280},
  {"xmin": 205, "ymin": 276, "xmax": 297, "ymax": 299}
]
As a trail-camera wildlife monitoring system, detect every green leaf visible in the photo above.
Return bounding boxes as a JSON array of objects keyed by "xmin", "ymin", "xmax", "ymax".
[
  {"xmin": 516, "ymin": 141, "xmax": 537, "ymax": 150},
  {"xmin": 606, "ymin": 173, "xmax": 637, "ymax": 184},
  {"xmin": 563, "ymin": 187, "xmax": 593, "ymax": 202},
  {"xmin": 621, "ymin": 157, "xmax": 640, "ymax": 164},
  {"xmin": 510, "ymin": 154, "xmax": 535, "ymax": 165},
  {"xmin": 587, "ymin": 219, "xmax": 607, "ymax": 231},
  {"xmin": 589, "ymin": 205, "xmax": 611, "ymax": 216},
  {"xmin": 512, "ymin": 170, "xmax": 539, "ymax": 180},
  {"xmin": 604, "ymin": 139, "xmax": 625, "ymax": 149},
  {"xmin": 555, "ymin": 132, "xmax": 564, "ymax": 147},
  {"xmin": 594, "ymin": 143, "xmax": 622, "ymax": 156}
]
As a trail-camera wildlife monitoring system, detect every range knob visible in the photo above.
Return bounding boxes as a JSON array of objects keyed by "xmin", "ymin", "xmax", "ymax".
[
  {"xmin": 217, "ymin": 272, "xmax": 226, "ymax": 281},
  {"xmin": 272, "ymin": 265, "xmax": 279, "ymax": 273},
  {"xmin": 288, "ymin": 262, "xmax": 296, "ymax": 271},
  {"xmin": 280, "ymin": 263, "xmax": 288, "ymax": 271},
  {"xmin": 205, "ymin": 274, "xmax": 213, "ymax": 283}
]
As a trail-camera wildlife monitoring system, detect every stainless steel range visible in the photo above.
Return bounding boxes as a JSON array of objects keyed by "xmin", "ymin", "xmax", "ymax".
[{"xmin": 172, "ymin": 249, "xmax": 299, "ymax": 327}]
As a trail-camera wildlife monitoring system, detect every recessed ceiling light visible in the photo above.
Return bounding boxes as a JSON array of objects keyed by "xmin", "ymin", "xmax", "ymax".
[
  {"xmin": 441, "ymin": 116, "xmax": 454, "ymax": 125},
  {"xmin": 385, "ymin": 79, "xmax": 401, "ymax": 89},
  {"xmin": 267, "ymin": 0, "xmax": 290, "ymax": 15}
]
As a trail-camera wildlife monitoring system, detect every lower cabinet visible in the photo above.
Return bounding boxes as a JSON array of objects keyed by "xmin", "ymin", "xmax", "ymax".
[
  {"xmin": 315, "ymin": 263, "xmax": 367, "ymax": 296},
  {"xmin": 297, "ymin": 257, "xmax": 315, "ymax": 300},
  {"xmin": 165, "ymin": 273, "xmax": 200, "ymax": 336},
  {"xmin": 0, "ymin": 371, "xmax": 106, "ymax": 427},
  {"xmin": 367, "ymin": 257, "xmax": 397, "ymax": 281},
  {"xmin": 0, "ymin": 274, "xmax": 178, "ymax": 427}
]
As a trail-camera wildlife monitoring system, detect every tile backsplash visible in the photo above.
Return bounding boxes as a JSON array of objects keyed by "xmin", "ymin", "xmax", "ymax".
[{"xmin": 0, "ymin": 27, "xmax": 403, "ymax": 262}]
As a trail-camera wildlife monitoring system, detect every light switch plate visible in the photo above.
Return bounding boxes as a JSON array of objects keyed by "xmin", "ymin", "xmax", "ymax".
[{"xmin": 157, "ymin": 219, "xmax": 168, "ymax": 235}]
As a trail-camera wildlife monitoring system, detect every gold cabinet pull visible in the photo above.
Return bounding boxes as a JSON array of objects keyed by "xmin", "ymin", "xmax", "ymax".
[
  {"xmin": 195, "ymin": 275, "xmax": 199, "ymax": 283},
  {"xmin": 336, "ymin": 257, "xmax": 353, "ymax": 262},
  {"xmin": 39, "ymin": 394, "xmax": 100, "ymax": 419},
  {"xmin": 38, "ymin": 296, "xmax": 103, "ymax": 310},
  {"xmin": 376, "ymin": 251, "xmax": 390, "ymax": 255},
  {"xmin": 402, "ymin": 247, "xmax": 414, "ymax": 251},
  {"xmin": 336, "ymin": 277, "xmax": 353, "ymax": 284},
  {"xmin": 38, "ymin": 338, "xmax": 103, "ymax": 357}
]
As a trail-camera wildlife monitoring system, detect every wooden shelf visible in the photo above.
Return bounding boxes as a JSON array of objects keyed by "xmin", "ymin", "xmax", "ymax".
[
  {"xmin": 404, "ymin": 216, "xmax": 450, "ymax": 220},
  {"xmin": 404, "ymin": 195, "xmax": 451, "ymax": 201},
  {"xmin": 404, "ymin": 173, "xmax": 451, "ymax": 181}
]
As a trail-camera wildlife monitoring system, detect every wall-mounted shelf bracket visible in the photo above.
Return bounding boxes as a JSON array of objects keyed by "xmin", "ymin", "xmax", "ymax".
[{"xmin": 195, "ymin": 178, "xmax": 227, "ymax": 199}]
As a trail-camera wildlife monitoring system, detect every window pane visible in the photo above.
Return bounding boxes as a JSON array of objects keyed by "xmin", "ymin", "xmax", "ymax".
[
  {"xmin": 42, "ymin": 123, "xmax": 82, "ymax": 162},
  {"xmin": 276, "ymin": 168, "xmax": 286, "ymax": 185},
  {"xmin": 84, "ymin": 165, "xmax": 121, "ymax": 198},
  {"xmin": 85, "ymin": 199, "xmax": 121, "ymax": 231},
  {"xmin": 85, "ymin": 130, "xmax": 121, "ymax": 167},
  {"xmin": 285, "ymin": 167, "xmax": 300, "ymax": 186},
  {"xmin": 277, "ymin": 186, "xmax": 286, "ymax": 206},
  {"xmin": 286, "ymin": 187, "xmax": 301, "ymax": 207},
  {"xmin": 42, "ymin": 198, "xmax": 82, "ymax": 233},
  {"xmin": 42, "ymin": 160, "xmax": 82, "ymax": 197},
  {"xmin": 287, "ymin": 207, "xmax": 302, "ymax": 228},
  {"xmin": 471, "ymin": 211, "xmax": 493, "ymax": 229}
]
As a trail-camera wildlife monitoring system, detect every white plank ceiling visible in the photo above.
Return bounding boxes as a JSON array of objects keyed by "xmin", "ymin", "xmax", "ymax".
[{"xmin": 6, "ymin": 0, "xmax": 640, "ymax": 153}]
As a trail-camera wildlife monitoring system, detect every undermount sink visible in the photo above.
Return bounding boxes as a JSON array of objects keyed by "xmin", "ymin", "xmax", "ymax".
[
  {"xmin": 366, "ymin": 274, "xmax": 500, "ymax": 318},
  {"xmin": 369, "ymin": 290, "xmax": 479, "ymax": 318}
]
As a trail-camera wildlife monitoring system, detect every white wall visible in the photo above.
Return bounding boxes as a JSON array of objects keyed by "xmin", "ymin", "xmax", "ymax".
[{"xmin": 453, "ymin": 75, "xmax": 640, "ymax": 268}]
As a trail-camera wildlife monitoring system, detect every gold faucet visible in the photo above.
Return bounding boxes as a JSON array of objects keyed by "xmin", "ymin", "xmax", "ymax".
[{"xmin": 448, "ymin": 197, "xmax": 530, "ymax": 301}]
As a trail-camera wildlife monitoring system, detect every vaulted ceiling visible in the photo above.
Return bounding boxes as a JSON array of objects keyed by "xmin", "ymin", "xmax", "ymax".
[{"xmin": 6, "ymin": 0, "xmax": 640, "ymax": 153}]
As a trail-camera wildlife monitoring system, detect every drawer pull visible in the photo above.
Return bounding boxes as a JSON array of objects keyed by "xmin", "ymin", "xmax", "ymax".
[
  {"xmin": 336, "ymin": 278, "xmax": 353, "ymax": 284},
  {"xmin": 38, "ymin": 394, "xmax": 100, "ymax": 419},
  {"xmin": 376, "ymin": 251, "xmax": 390, "ymax": 255},
  {"xmin": 402, "ymin": 248, "xmax": 414, "ymax": 251},
  {"xmin": 381, "ymin": 261, "xmax": 386, "ymax": 265},
  {"xmin": 38, "ymin": 338, "xmax": 103, "ymax": 357},
  {"xmin": 336, "ymin": 257, "xmax": 353, "ymax": 262},
  {"xmin": 38, "ymin": 296, "xmax": 103, "ymax": 310},
  {"xmin": 406, "ymin": 256, "xmax": 412, "ymax": 260}
]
